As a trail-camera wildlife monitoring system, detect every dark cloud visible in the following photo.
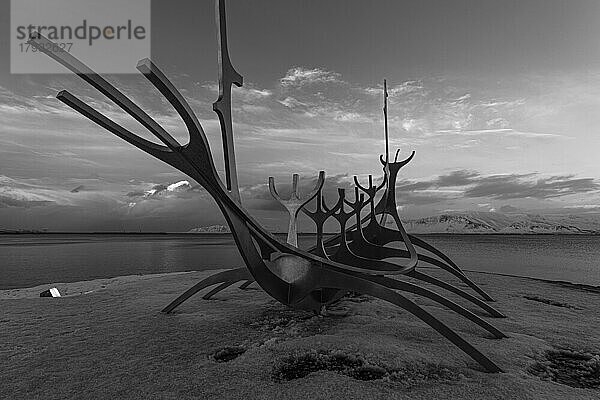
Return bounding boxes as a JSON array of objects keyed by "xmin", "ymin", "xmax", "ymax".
[
  {"xmin": 394, "ymin": 170, "xmax": 480, "ymax": 193},
  {"xmin": 391, "ymin": 170, "xmax": 600, "ymax": 203},
  {"xmin": 240, "ymin": 168, "xmax": 600, "ymax": 209},
  {"xmin": 242, "ymin": 171, "xmax": 455, "ymax": 209},
  {"xmin": 436, "ymin": 170, "xmax": 479, "ymax": 187},
  {"xmin": 464, "ymin": 174, "xmax": 600, "ymax": 200},
  {"xmin": 397, "ymin": 192, "xmax": 451, "ymax": 206},
  {"xmin": 396, "ymin": 180, "xmax": 435, "ymax": 192}
]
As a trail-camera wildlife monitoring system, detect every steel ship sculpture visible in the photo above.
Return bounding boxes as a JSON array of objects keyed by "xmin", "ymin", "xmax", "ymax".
[{"xmin": 29, "ymin": 0, "xmax": 507, "ymax": 372}]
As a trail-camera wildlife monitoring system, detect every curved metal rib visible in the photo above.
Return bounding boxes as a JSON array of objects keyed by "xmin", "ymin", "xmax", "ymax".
[
  {"xmin": 28, "ymin": 35, "xmax": 181, "ymax": 151},
  {"xmin": 239, "ymin": 280, "xmax": 254, "ymax": 290},
  {"xmin": 322, "ymin": 209, "xmax": 471, "ymax": 284},
  {"xmin": 408, "ymin": 270, "xmax": 505, "ymax": 318},
  {"xmin": 379, "ymin": 150, "xmax": 415, "ymax": 169},
  {"xmin": 329, "ymin": 186, "xmax": 500, "ymax": 324},
  {"xmin": 316, "ymin": 269, "xmax": 504, "ymax": 372},
  {"xmin": 162, "ymin": 267, "xmax": 250, "ymax": 313},
  {"xmin": 354, "ymin": 174, "xmax": 386, "ymax": 193},
  {"xmin": 136, "ymin": 59, "xmax": 210, "ymax": 150},
  {"xmin": 203, "ymin": 280, "xmax": 240, "ymax": 300},
  {"xmin": 353, "ymin": 174, "xmax": 385, "ymax": 228},
  {"xmin": 269, "ymin": 171, "xmax": 325, "ymax": 247},
  {"xmin": 364, "ymin": 275, "xmax": 507, "ymax": 338},
  {"xmin": 352, "ymin": 166, "xmax": 471, "ymax": 283},
  {"xmin": 368, "ymin": 231, "xmax": 495, "ymax": 303},
  {"xmin": 326, "ymin": 188, "xmax": 415, "ymax": 274},
  {"xmin": 416, "ymin": 253, "xmax": 495, "ymax": 302},
  {"xmin": 347, "ymin": 223, "xmax": 496, "ymax": 303},
  {"xmin": 332, "ymin": 194, "xmax": 502, "ymax": 318},
  {"xmin": 56, "ymin": 91, "xmax": 176, "ymax": 165},
  {"xmin": 327, "ymin": 231, "xmax": 503, "ymax": 317},
  {"xmin": 351, "ymin": 165, "xmax": 494, "ymax": 302},
  {"xmin": 134, "ymin": 57, "xmax": 226, "ymax": 191},
  {"xmin": 302, "ymin": 188, "xmax": 340, "ymax": 259},
  {"xmin": 326, "ymin": 155, "xmax": 419, "ymax": 274}
]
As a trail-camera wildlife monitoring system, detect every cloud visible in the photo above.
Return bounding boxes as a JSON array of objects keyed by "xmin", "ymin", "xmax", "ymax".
[
  {"xmin": 333, "ymin": 112, "xmax": 373, "ymax": 123},
  {"xmin": 278, "ymin": 96, "xmax": 306, "ymax": 109},
  {"xmin": 436, "ymin": 170, "xmax": 480, "ymax": 187},
  {"xmin": 397, "ymin": 191, "xmax": 458, "ymax": 206},
  {"xmin": 274, "ymin": 67, "xmax": 380, "ymax": 127},
  {"xmin": 240, "ymin": 167, "xmax": 600, "ymax": 210},
  {"xmin": 364, "ymin": 80, "xmax": 425, "ymax": 97},
  {"xmin": 398, "ymin": 170, "xmax": 599, "ymax": 201},
  {"xmin": 434, "ymin": 128, "xmax": 565, "ymax": 139},
  {"xmin": 355, "ymin": 170, "xmax": 600, "ymax": 208},
  {"xmin": 2, "ymin": 64, "xmax": 599, "ymax": 229},
  {"xmin": 463, "ymin": 174, "xmax": 600, "ymax": 200},
  {"xmin": 1, "ymin": 166, "xmax": 598, "ymax": 231},
  {"xmin": 0, "ymin": 174, "xmax": 225, "ymax": 231},
  {"xmin": 280, "ymin": 67, "xmax": 344, "ymax": 87},
  {"xmin": 0, "ymin": 176, "xmax": 65, "ymax": 207},
  {"xmin": 203, "ymin": 82, "xmax": 273, "ymax": 102}
]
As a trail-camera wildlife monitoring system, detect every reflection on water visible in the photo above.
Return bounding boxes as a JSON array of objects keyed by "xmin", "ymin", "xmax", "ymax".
[{"xmin": 1, "ymin": 233, "xmax": 599, "ymax": 289}]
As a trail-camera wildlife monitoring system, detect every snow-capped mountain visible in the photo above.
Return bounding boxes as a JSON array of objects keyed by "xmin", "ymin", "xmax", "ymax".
[
  {"xmin": 144, "ymin": 180, "xmax": 191, "ymax": 198},
  {"xmin": 166, "ymin": 181, "xmax": 191, "ymax": 192},
  {"xmin": 188, "ymin": 213, "xmax": 600, "ymax": 234},
  {"xmin": 403, "ymin": 212, "xmax": 600, "ymax": 234}
]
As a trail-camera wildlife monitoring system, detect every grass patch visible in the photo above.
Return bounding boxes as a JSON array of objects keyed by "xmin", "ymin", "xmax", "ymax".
[
  {"xmin": 272, "ymin": 349, "xmax": 461, "ymax": 385},
  {"xmin": 528, "ymin": 348, "xmax": 600, "ymax": 389}
]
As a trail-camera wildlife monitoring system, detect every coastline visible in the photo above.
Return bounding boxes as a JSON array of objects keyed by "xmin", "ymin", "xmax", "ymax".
[
  {"xmin": 462, "ymin": 269, "xmax": 600, "ymax": 294},
  {"xmin": 0, "ymin": 270, "xmax": 201, "ymax": 300},
  {"xmin": 3, "ymin": 268, "xmax": 599, "ymax": 299},
  {"xmin": 2, "ymin": 268, "xmax": 599, "ymax": 399}
]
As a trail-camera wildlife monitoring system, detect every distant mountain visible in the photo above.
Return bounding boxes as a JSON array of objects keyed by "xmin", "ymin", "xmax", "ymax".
[
  {"xmin": 186, "ymin": 212, "xmax": 600, "ymax": 235},
  {"xmin": 403, "ymin": 212, "xmax": 600, "ymax": 234},
  {"xmin": 188, "ymin": 224, "xmax": 231, "ymax": 233},
  {"xmin": 144, "ymin": 180, "xmax": 191, "ymax": 198}
]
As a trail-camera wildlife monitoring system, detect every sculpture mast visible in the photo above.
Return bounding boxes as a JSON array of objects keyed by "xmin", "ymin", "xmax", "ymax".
[
  {"xmin": 383, "ymin": 79, "xmax": 389, "ymax": 165},
  {"xmin": 213, "ymin": 0, "xmax": 243, "ymax": 203},
  {"xmin": 380, "ymin": 79, "xmax": 391, "ymax": 226}
]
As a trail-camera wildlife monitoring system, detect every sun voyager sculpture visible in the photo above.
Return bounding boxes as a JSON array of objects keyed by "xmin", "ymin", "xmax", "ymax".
[{"xmin": 29, "ymin": 0, "xmax": 507, "ymax": 372}]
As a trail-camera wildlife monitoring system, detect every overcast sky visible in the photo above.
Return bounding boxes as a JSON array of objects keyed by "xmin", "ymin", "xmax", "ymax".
[{"xmin": 1, "ymin": 0, "xmax": 600, "ymax": 231}]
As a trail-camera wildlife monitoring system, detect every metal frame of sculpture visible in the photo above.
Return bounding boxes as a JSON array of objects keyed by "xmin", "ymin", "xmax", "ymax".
[
  {"xmin": 269, "ymin": 172, "xmax": 325, "ymax": 247},
  {"xmin": 29, "ymin": 0, "xmax": 508, "ymax": 373}
]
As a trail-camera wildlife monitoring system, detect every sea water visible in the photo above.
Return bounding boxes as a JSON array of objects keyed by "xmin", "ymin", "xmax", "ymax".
[{"xmin": 1, "ymin": 234, "xmax": 599, "ymax": 289}]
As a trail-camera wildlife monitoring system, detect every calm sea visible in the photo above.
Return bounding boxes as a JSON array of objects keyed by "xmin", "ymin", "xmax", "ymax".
[{"xmin": 1, "ymin": 234, "xmax": 599, "ymax": 289}]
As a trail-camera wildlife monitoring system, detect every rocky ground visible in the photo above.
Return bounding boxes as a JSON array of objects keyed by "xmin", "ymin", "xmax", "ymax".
[{"xmin": 1, "ymin": 268, "xmax": 599, "ymax": 399}]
